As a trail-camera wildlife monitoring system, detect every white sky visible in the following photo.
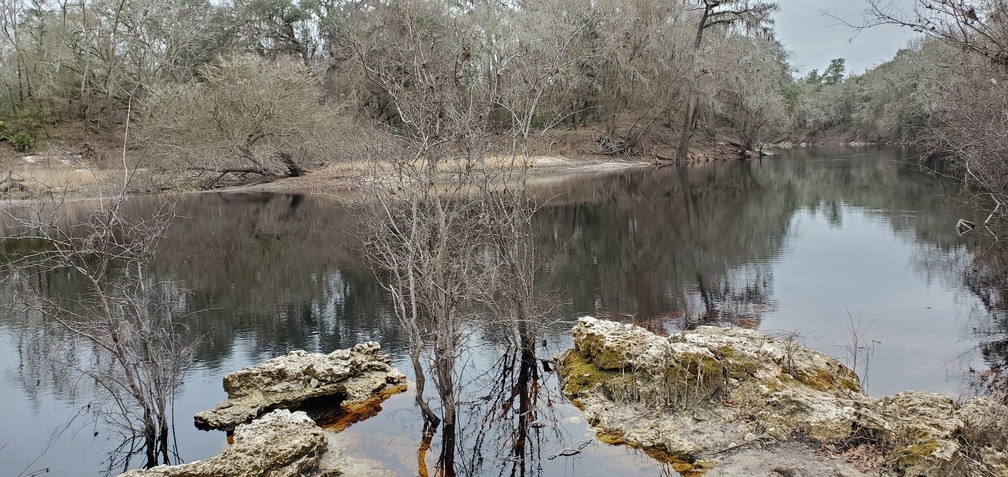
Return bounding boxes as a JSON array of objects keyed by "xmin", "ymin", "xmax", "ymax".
[{"xmin": 774, "ymin": 0, "xmax": 921, "ymax": 76}]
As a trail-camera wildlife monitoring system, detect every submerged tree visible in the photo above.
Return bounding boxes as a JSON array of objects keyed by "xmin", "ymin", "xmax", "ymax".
[
  {"xmin": 2, "ymin": 195, "xmax": 193, "ymax": 471},
  {"xmin": 345, "ymin": 0, "xmax": 580, "ymax": 473},
  {"xmin": 0, "ymin": 104, "xmax": 194, "ymax": 470}
]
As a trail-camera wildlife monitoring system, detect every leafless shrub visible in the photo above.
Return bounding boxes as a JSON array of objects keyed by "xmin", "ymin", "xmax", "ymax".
[
  {"xmin": 344, "ymin": 3, "xmax": 584, "ymax": 474},
  {"xmin": 777, "ymin": 330, "xmax": 802, "ymax": 375},
  {"xmin": 1, "ymin": 194, "xmax": 195, "ymax": 471},
  {"xmin": 845, "ymin": 307, "xmax": 877, "ymax": 392},
  {"xmin": 139, "ymin": 54, "xmax": 348, "ymax": 188}
]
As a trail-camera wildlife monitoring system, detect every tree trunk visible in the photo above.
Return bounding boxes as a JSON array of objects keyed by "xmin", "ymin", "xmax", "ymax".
[
  {"xmin": 276, "ymin": 152, "xmax": 305, "ymax": 177},
  {"xmin": 158, "ymin": 414, "xmax": 170, "ymax": 465},
  {"xmin": 438, "ymin": 424, "xmax": 457, "ymax": 477},
  {"xmin": 676, "ymin": 4, "xmax": 713, "ymax": 162},
  {"xmin": 676, "ymin": 95, "xmax": 698, "ymax": 161},
  {"xmin": 411, "ymin": 348, "xmax": 441, "ymax": 431},
  {"xmin": 143, "ymin": 410, "xmax": 157, "ymax": 469}
]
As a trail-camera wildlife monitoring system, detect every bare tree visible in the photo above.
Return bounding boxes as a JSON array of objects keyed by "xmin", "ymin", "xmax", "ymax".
[
  {"xmin": 344, "ymin": 2, "xmax": 583, "ymax": 474},
  {"xmin": 345, "ymin": 1, "xmax": 490, "ymax": 438},
  {"xmin": 2, "ymin": 194, "xmax": 194, "ymax": 471},
  {"xmin": 862, "ymin": 0, "xmax": 1008, "ymax": 65},
  {"xmin": 676, "ymin": 0, "xmax": 778, "ymax": 161}
]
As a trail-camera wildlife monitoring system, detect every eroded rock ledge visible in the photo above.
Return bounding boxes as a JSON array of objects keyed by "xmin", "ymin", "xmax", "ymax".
[
  {"xmin": 122, "ymin": 410, "xmax": 331, "ymax": 477},
  {"xmin": 195, "ymin": 342, "xmax": 407, "ymax": 431},
  {"xmin": 557, "ymin": 317, "xmax": 1008, "ymax": 476}
]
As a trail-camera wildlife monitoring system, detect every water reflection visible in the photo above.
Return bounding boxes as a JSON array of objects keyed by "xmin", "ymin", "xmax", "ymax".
[
  {"xmin": 455, "ymin": 344, "xmax": 554, "ymax": 477},
  {"xmin": 962, "ymin": 228, "xmax": 1008, "ymax": 392},
  {"xmin": 1, "ymin": 148, "xmax": 1007, "ymax": 475},
  {"xmin": 1, "ymin": 197, "xmax": 195, "ymax": 473},
  {"xmin": 535, "ymin": 162, "xmax": 790, "ymax": 327}
]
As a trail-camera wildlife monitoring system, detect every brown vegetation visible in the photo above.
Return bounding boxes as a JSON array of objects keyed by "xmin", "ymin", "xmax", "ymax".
[{"xmin": 0, "ymin": 0, "xmax": 800, "ymax": 201}]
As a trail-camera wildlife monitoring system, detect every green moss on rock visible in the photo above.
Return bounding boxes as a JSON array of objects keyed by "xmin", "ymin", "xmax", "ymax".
[
  {"xmin": 713, "ymin": 346, "xmax": 761, "ymax": 380},
  {"xmin": 576, "ymin": 332, "xmax": 632, "ymax": 370},
  {"xmin": 557, "ymin": 349, "xmax": 622, "ymax": 397},
  {"xmin": 894, "ymin": 439, "xmax": 940, "ymax": 468},
  {"xmin": 796, "ymin": 366, "xmax": 861, "ymax": 394}
]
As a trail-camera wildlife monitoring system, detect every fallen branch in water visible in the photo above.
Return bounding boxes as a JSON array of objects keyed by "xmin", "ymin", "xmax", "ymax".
[{"xmin": 547, "ymin": 438, "xmax": 592, "ymax": 459}]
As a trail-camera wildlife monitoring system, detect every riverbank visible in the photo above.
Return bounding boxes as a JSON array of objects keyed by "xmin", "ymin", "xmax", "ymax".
[{"xmin": 0, "ymin": 121, "xmax": 762, "ymax": 201}]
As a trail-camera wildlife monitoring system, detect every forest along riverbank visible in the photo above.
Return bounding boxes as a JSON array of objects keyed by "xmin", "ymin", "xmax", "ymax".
[{"xmin": 1, "ymin": 150, "xmax": 1005, "ymax": 476}]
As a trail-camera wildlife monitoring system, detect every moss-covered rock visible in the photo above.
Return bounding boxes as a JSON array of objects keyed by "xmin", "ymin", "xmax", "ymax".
[
  {"xmin": 556, "ymin": 348, "xmax": 625, "ymax": 398},
  {"xmin": 195, "ymin": 342, "xmax": 407, "ymax": 431},
  {"xmin": 557, "ymin": 316, "xmax": 1008, "ymax": 477}
]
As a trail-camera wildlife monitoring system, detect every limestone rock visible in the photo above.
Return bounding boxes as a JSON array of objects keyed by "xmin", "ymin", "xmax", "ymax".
[
  {"xmin": 557, "ymin": 316, "xmax": 1008, "ymax": 476},
  {"xmin": 121, "ymin": 410, "xmax": 331, "ymax": 477},
  {"xmin": 195, "ymin": 342, "xmax": 407, "ymax": 431}
]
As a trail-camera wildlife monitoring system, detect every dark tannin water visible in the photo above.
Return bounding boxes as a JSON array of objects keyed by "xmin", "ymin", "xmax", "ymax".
[{"xmin": 1, "ymin": 148, "xmax": 1003, "ymax": 476}]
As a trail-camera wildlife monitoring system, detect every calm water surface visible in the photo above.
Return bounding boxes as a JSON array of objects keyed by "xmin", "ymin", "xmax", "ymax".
[{"xmin": 1, "ymin": 148, "xmax": 1004, "ymax": 476}]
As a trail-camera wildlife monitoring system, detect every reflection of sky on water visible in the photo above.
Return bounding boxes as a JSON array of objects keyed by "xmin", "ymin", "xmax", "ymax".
[
  {"xmin": 767, "ymin": 203, "xmax": 985, "ymax": 396},
  {"xmin": 0, "ymin": 329, "xmax": 93, "ymax": 477}
]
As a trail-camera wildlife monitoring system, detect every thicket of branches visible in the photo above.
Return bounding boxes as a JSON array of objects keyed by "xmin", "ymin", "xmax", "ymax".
[
  {"xmin": 1, "ymin": 191, "xmax": 194, "ymax": 471},
  {"xmin": 139, "ymin": 55, "xmax": 345, "ymax": 188},
  {"xmin": 344, "ymin": 3, "xmax": 572, "ymax": 472}
]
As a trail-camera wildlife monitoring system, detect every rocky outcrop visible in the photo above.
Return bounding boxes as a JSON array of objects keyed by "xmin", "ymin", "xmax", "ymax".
[
  {"xmin": 558, "ymin": 317, "xmax": 1008, "ymax": 476},
  {"xmin": 121, "ymin": 410, "xmax": 332, "ymax": 477},
  {"xmin": 195, "ymin": 342, "xmax": 407, "ymax": 431}
]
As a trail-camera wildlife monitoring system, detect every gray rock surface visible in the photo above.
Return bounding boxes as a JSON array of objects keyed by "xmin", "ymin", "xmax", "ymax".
[
  {"xmin": 121, "ymin": 410, "xmax": 332, "ymax": 477},
  {"xmin": 195, "ymin": 342, "xmax": 407, "ymax": 431},
  {"xmin": 558, "ymin": 316, "xmax": 1008, "ymax": 476}
]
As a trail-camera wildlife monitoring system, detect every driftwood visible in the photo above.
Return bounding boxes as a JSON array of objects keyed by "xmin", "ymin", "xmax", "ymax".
[
  {"xmin": 0, "ymin": 171, "xmax": 26, "ymax": 193},
  {"xmin": 726, "ymin": 139, "xmax": 767, "ymax": 159},
  {"xmin": 185, "ymin": 152, "xmax": 307, "ymax": 189}
]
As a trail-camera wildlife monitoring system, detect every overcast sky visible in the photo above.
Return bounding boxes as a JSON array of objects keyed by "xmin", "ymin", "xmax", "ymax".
[{"xmin": 774, "ymin": 0, "xmax": 921, "ymax": 76}]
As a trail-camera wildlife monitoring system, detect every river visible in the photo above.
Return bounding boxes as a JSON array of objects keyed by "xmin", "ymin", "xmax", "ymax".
[{"xmin": 0, "ymin": 147, "xmax": 1004, "ymax": 476}]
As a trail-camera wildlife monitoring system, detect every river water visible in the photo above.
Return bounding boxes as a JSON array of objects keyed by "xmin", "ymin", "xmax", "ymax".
[{"xmin": 0, "ymin": 147, "xmax": 1004, "ymax": 476}]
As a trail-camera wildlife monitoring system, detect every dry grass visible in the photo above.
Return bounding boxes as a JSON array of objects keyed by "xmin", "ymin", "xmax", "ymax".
[
  {"xmin": 0, "ymin": 149, "xmax": 643, "ymax": 202},
  {"xmin": 0, "ymin": 121, "xmax": 134, "ymax": 200},
  {"xmin": 17, "ymin": 163, "xmax": 120, "ymax": 190},
  {"xmin": 2, "ymin": 157, "xmax": 130, "ymax": 200}
]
